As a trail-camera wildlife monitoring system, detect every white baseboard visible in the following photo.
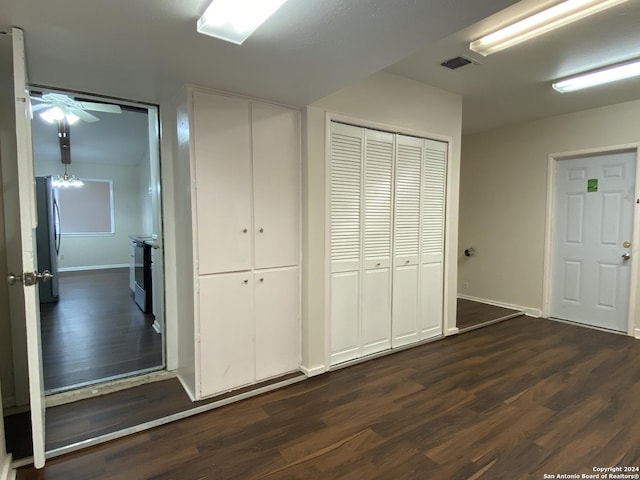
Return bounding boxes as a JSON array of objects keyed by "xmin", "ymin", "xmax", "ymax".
[
  {"xmin": 300, "ymin": 364, "xmax": 326, "ymax": 377},
  {"xmin": 177, "ymin": 374, "xmax": 197, "ymax": 402},
  {"xmin": 635, "ymin": 328, "xmax": 640, "ymax": 340},
  {"xmin": 0, "ymin": 452, "xmax": 14, "ymax": 480},
  {"xmin": 458, "ymin": 294, "xmax": 542, "ymax": 318},
  {"xmin": 58, "ymin": 263, "xmax": 129, "ymax": 272},
  {"xmin": 446, "ymin": 327, "xmax": 459, "ymax": 336}
]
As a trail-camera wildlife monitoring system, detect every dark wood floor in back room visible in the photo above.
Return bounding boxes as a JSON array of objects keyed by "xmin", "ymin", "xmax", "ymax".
[
  {"xmin": 17, "ymin": 316, "xmax": 640, "ymax": 480},
  {"xmin": 40, "ymin": 268, "xmax": 162, "ymax": 392},
  {"xmin": 456, "ymin": 298, "xmax": 522, "ymax": 331}
]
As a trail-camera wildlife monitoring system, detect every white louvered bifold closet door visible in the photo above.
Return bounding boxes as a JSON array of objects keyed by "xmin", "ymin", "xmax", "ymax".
[
  {"xmin": 330, "ymin": 122, "xmax": 363, "ymax": 364},
  {"xmin": 362, "ymin": 129, "xmax": 394, "ymax": 356},
  {"xmin": 420, "ymin": 139, "xmax": 447, "ymax": 339},
  {"xmin": 392, "ymin": 134, "xmax": 423, "ymax": 347}
]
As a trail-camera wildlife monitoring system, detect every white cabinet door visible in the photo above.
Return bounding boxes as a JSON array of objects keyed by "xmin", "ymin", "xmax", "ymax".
[
  {"xmin": 392, "ymin": 135, "xmax": 422, "ymax": 347},
  {"xmin": 198, "ymin": 272, "xmax": 255, "ymax": 398},
  {"xmin": 362, "ymin": 267, "xmax": 391, "ymax": 355},
  {"xmin": 420, "ymin": 263, "xmax": 443, "ymax": 339},
  {"xmin": 361, "ymin": 129, "xmax": 393, "ymax": 356},
  {"xmin": 330, "ymin": 122, "xmax": 362, "ymax": 274},
  {"xmin": 420, "ymin": 139, "xmax": 447, "ymax": 338},
  {"xmin": 252, "ymin": 103, "xmax": 300, "ymax": 269},
  {"xmin": 192, "ymin": 91, "xmax": 252, "ymax": 275},
  {"xmin": 330, "ymin": 271, "xmax": 360, "ymax": 365},
  {"xmin": 254, "ymin": 267, "xmax": 299, "ymax": 380},
  {"xmin": 392, "ymin": 264, "xmax": 420, "ymax": 347}
]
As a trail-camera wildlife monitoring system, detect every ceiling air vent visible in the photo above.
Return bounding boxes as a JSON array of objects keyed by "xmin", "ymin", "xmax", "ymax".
[{"xmin": 440, "ymin": 56, "xmax": 473, "ymax": 70}]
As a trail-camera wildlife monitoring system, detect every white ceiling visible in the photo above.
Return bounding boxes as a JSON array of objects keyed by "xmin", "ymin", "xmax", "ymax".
[
  {"xmin": 386, "ymin": 0, "xmax": 640, "ymax": 133},
  {"xmin": 3, "ymin": 0, "xmax": 640, "ymax": 139},
  {"xmin": 31, "ymin": 95, "xmax": 149, "ymax": 167},
  {"xmin": 1, "ymin": 0, "xmax": 518, "ymax": 106}
]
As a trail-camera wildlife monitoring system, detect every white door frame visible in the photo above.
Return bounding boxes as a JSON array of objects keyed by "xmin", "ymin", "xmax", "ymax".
[
  {"xmin": 323, "ymin": 112, "xmax": 455, "ymax": 369},
  {"xmin": 542, "ymin": 143, "xmax": 640, "ymax": 338}
]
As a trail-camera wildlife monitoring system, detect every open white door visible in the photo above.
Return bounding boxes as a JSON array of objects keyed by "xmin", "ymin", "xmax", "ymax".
[{"xmin": 2, "ymin": 27, "xmax": 46, "ymax": 468}]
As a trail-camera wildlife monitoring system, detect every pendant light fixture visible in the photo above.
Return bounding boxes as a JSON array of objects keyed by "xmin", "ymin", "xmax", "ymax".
[{"xmin": 51, "ymin": 164, "xmax": 84, "ymax": 188}]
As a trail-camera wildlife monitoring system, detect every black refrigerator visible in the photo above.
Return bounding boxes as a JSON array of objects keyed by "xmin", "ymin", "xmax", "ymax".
[{"xmin": 35, "ymin": 176, "xmax": 60, "ymax": 303}]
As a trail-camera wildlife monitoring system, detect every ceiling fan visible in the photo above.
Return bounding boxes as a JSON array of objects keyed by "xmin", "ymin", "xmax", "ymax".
[{"xmin": 31, "ymin": 92, "xmax": 122, "ymax": 124}]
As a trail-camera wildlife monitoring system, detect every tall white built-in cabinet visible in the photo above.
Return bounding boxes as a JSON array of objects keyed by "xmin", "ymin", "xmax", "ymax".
[
  {"xmin": 329, "ymin": 122, "xmax": 447, "ymax": 365},
  {"xmin": 188, "ymin": 89, "xmax": 300, "ymax": 399}
]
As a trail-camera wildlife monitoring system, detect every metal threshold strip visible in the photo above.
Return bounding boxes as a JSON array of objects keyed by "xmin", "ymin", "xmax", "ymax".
[
  {"xmin": 12, "ymin": 373, "xmax": 307, "ymax": 468},
  {"xmin": 457, "ymin": 312, "xmax": 524, "ymax": 334},
  {"xmin": 549, "ymin": 317, "xmax": 627, "ymax": 336}
]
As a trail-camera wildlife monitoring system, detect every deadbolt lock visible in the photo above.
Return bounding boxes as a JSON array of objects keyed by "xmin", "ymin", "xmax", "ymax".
[{"xmin": 623, "ymin": 241, "xmax": 631, "ymax": 248}]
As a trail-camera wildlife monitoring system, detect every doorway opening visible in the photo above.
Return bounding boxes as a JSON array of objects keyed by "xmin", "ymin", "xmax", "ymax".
[
  {"xmin": 29, "ymin": 87, "xmax": 165, "ymax": 395},
  {"xmin": 543, "ymin": 146, "xmax": 640, "ymax": 335}
]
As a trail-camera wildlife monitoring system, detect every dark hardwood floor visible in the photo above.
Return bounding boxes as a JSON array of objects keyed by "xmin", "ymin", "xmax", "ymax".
[
  {"xmin": 16, "ymin": 316, "xmax": 640, "ymax": 479},
  {"xmin": 457, "ymin": 298, "xmax": 522, "ymax": 331},
  {"xmin": 40, "ymin": 268, "xmax": 163, "ymax": 392}
]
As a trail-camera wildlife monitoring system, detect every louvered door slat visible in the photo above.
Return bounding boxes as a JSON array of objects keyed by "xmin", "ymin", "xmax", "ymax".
[
  {"xmin": 330, "ymin": 123, "xmax": 362, "ymax": 272},
  {"xmin": 364, "ymin": 131, "xmax": 393, "ymax": 264},
  {"xmin": 394, "ymin": 137, "xmax": 422, "ymax": 260},
  {"xmin": 422, "ymin": 139, "xmax": 447, "ymax": 261}
]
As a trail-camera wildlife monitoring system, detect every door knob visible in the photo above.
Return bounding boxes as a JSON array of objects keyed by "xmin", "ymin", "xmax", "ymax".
[
  {"xmin": 7, "ymin": 271, "xmax": 53, "ymax": 286},
  {"xmin": 37, "ymin": 270, "xmax": 54, "ymax": 283},
  {"xmin": 622, "ymin": 253, "xmax": 631, "ymax": 261}
]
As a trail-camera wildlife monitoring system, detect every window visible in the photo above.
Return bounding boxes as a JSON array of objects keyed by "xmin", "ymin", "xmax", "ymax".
[{"xmin": 56, "ymin": 179, "xmax": 115, "ymax": 236}]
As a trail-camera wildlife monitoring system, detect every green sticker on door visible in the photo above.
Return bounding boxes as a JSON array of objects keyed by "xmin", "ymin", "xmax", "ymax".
[{"xmin": 587, "ymin": 178, "xmax": 598, "ymax": 192}]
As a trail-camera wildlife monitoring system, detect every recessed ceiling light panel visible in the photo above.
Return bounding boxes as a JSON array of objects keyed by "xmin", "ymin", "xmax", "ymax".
[
  {"xmin": 470, "ymin": 0, "xmax": 629, "ymax": 56},
  {"xmin": 553, "ymin": 59, "xmax": 640, "ymax": 93},
  {"xmin": 197, "ymin": 0, "xmax": 289, "ymax": 45}
]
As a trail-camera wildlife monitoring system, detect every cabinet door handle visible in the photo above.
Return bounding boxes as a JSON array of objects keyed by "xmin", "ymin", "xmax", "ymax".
[
  {"xmin": 243, "ymin": 279, "xmax": 249, "ymax": 284},
  {"xmin": 242, "ymin": 228, "xmax": 248, "ymax": 234},
  {"xmin": 405, "ymin": 260, "xmax": 410, "ymax": 264},
  {"xmin": 259, "ymin": 278, "xmax": 264, "ymax": 283},
  {"xmin": 258, "ymin": 227, "xmax": 264, "ymax": 233},
  {"xmin": 376, "ymin": 262, "xmax": 381, "ymax": 267}
]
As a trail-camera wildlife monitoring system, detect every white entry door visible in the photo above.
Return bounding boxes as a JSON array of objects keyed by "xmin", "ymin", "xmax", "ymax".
[
  {"xmin": 1, "ymin": 28, "xmax": 46, "ymax": 467},
  {"xmin": 551, "ymin": 151, "xmax": 636, "ymax": 332}
]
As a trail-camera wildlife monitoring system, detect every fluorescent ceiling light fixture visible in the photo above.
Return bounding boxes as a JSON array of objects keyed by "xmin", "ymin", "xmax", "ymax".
[
  {"xmin": 197, "ymin": 0, "xmax": 289, "ymax": 45},
  {"xmin": 469, "ymin": 0, "xmax": 629, "ymax": 56},
  {"xmin": 553, "ymin": 59, "xmax": 640, "ymax": 93}
]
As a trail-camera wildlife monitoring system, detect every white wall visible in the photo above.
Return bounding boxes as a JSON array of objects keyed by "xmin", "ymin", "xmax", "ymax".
[
  {"xmin": 34, "ymin": 161, "xmax": 144, "ymax": 269},
  {"xmin": 459, "ymin": 99, "xmax": 640, "ymax": 329},
  {"xmin": 301, "ymin": 71, "xmax": 463, "ymax": 374}
]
